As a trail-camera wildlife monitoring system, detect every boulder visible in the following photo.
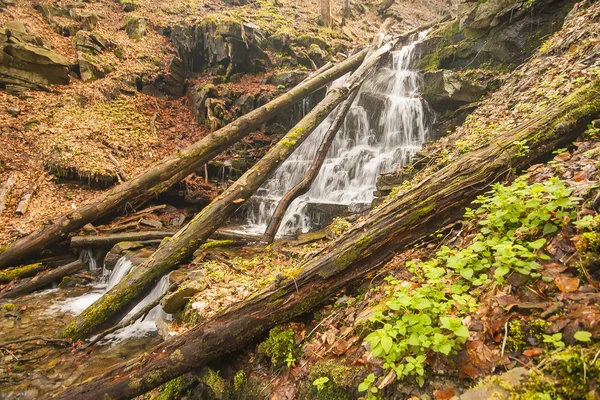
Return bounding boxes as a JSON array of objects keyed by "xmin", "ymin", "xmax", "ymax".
[
  {"xmin": 307, "ymin": 44, "xmax": 327, "ymax": 67},
  {"xmin": 160, "ymin": 278, "xmax": 207, "ymax": 313},
  {"xmin": 269, "ymin": 70, "xmax": 308, "ymax": 88},
  {"xmin": 77, "ymin": 52, "xmax": 104, "ymax": 82},
  {"xmin": 119, "ymin": 0, "xmax": 135, "ymax": 12},
  {"xmin": 422, "ymin": 70, "xmax": 487, "ymax": 112},
  {"xmin": 125, "ymin": 16, "xmax": 146, "ymax": 39},
  {"xmin": 74, "ymin": 30, "xmax": 110, "ymax": 55},
  {"xmin": 0, "ymin": 42, "xmax": 70, "ymax": 89},
  {"xmin": 104, "ymin": 241, "xmax": 145, "ymax": 270}
]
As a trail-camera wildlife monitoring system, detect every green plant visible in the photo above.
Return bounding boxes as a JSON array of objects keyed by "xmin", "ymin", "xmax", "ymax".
[
  {"xmin": 513, "ymin": 140, "xmax": 530, "ymax": 157},
  {"xmin": 359, "ymin": 177, "xmax": 580, "ymax": 392},
  {"xmin": 574, "ymin": 331, "xmax": 592, "ymax": 343},
  {"xmin": 543, "ymin": 333, "xmax": 565, "ymax": 350},
  {"xmin": 257, "ymin": 327, "xmax": 300, "ymax": 370},
  {"xmin": 313, "ymin": 376, "xmax": 330, "ymax": 392}
]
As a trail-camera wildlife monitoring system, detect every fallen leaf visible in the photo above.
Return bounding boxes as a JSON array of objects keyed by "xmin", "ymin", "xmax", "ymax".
[
  {"xmin": 555, "ymin": 275, "xmax": 580, "ymax": 292},
  {"xmin": 434, "ymin": 388, "xmax": 457, "ymax": 400},
  {"xmin": 523, "ymin": 348, "xmax": 545, "ymax": 357}
]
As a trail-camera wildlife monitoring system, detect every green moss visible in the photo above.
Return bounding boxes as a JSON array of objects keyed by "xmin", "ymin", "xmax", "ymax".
[
  {"xmin": 280, "ymin": 139, "xmax": 296, "ymax": 148},
  {"xmin": 152, "ymin": 376, "xmax": 185, "ymax": 400},
  {"xmin": 1, "ymin": 303, "xmax": 16, "ymax": 312},
  {"xmin": 306, "ymin": 359, "xmax": 360, "ymax": 399},
  {"xmin": 203, "ymin": 368, "xmax": 227, "ymax": 394},
  {"xmin": 512, "ymin": 344, "xmax": 600, "ymax": 399},
  {"xmin": 233, "ymin": 370, "xmax": 246, "ymax": 391},
  {"xmin": 329, "ymin": 217, "xmax": 350, "ymax": 238},
  {"xmin": 257, "ymin": 326, "xmax": 299, "ymax": 370},
  {"xmin": 199, "ymin": 239, "xmax": 236, "ymax": 250},
  {"xmin": 0, "ymin": 262, "xmax": 44, "ymax": 283},
  {"xmin": 507, "ymin": 318, "xmax": 525, "ymax": 353}
]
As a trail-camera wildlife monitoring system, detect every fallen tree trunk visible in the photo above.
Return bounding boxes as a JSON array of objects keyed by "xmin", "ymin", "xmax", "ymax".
[
  {"xmin": 263, "ymin": 89, "xmax": 359, "ymax": 243},
  {"xmin": 70, "ymin": 231, "xmax": 176, "ymax": 248},
  {"xmin": 56, "ymin": 79, "xmax": 600, "ymax": 400},
  {"xmin": 0, "ymin": 262, "xmax": 46, "ymax": 284},
  {"xmin": 0, "ymin": 50, "xmax": 367, "ymax": 270},
  {"xmin": 57, "ymin": 42, "xmax": 394, "ymax": 341},
  {"xmin": 0, "ymin": 260, "xmax": 84, "ymax": 300},
  {"xmin": 16, "ymin": 173, "xmax": 44, "ymax": 215},
  {"xmin": 0, "ymin": 172, "xmax": 18, "ymax": 216}
]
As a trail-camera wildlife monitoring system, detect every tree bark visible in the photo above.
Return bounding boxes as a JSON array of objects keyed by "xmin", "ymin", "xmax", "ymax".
[
  {"xmin": 320, "ymin": 0, "xmax": 331, "ymax": 26},
  {"xmin": 0, "ymin": 172, "xmax": 18, "ymax": 216},
  {"xmin": 57, "ymin": 43, "xmax": 394, "ymax": 341},
  {"xmin": 70, "ymin": 231, "xmax": 176, "ymax": 248},
  {"xmin": 0, "ymin": 50, "xmax": 367, "ymax": 271},
  {"xmin": 342, "ymin": 0, "xmax": 351, "ymax": 25},
  {"xmin": 263, "ymin": 89, "xmax": 359, "ymax": 243},
  {"xmin": 0, "ymin": 260, "xmax": 84, "ymax": 300},
  {"xmin": 56, "ymin": 79, "xmax": 600, "ymax": 400}
]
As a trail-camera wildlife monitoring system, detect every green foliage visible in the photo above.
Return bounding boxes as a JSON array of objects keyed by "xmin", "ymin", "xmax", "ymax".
[
  {"xmin": 330, "ymin": 217, "xmax": 351, "ymax": 237},
  {"xmin": 584, "ymin": 123, "xmax": 600, "ymax": 139},
  {"xmin": 257, "ymin": 327, "xmax": 299, "ymax": 370},
  {"xmin": 313, "ymin": 376, "xmax": 330, "ymax": 392},
  {"xmin": 574, "ymin": 331, "xmax": 592, "ymax": 343},
  {"xmin": 360, "ymin": 177, "xmax": 580, "ymax": 393},
  {"xmin": 543, "ymin": 333, "xmax": 565, "ymax": 350},
  {"xmin": 513, "ymin": 140, "xmax": 530, "ymax": 157},
  {"xmin": 233, "ymin": 370, "xmax": 246, "ymax": 391}
]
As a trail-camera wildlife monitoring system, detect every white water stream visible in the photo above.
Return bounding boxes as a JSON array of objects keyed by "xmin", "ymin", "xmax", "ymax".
[
  {"xmin": 56, "ymin": 256, "xmax": 170, "ymax": 343},
  {"xmin": 239, "ymin": 31, "xmax": 433, "ymax": 236}
]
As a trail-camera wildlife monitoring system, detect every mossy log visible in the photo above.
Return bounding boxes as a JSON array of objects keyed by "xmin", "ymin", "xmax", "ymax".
[
  {"xmin": 56, "ymin": 79, "xmax": 600, "ymax": 400},
  {"xmin": 0, "ymin": 50, "xmax": 368, "ymax": 270},
  {"xmin": 0, "ymin": 263, "xmax": 46, "ymax": 284},
  {"xmin": 0, "ymin": 260, "xmax": 84, "ymax": 300},
  {"xmin": 56, "ymin": 42, "xmax": 394, "ymax": 342}
]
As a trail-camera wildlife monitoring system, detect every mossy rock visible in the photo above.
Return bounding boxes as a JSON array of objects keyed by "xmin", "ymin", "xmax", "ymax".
[
  {"xmin": 257, "ymin": 326, "xmax": 300, "ymax": 370},
  {"xmin": 125, "ymin": 16, "xmax": 147, "ymax": 39}
]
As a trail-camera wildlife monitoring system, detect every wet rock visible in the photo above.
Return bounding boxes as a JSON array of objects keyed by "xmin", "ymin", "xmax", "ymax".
[
  {"xmin": 155, "ymin": 316, "xmax": 174, "ymax": 339},
  {"xmin": 422, "ymin": 70, "xmax": 487, "ymax": 112},
  {"xmin": 169, "ymin": 213, "xmax": 186, "ymax": 227},
  {"xmin": 160, "ymin": 279, "xmax": 206, "ymax": 313},
  {"xmin": 74, "ymin": 30, "xmax": 110, "ymax": 55},
  {"xmin": 104, "ymin": 241, "xmax": 145, "ymax": 270},
  {"xmin": 125, "ymin": 16, "xmax": 147, "ymax": 39},
  {"xmin": 7, "ymin": 106, "xmax": 19, "ymax": 116},
  {"xmin": 139, "ymin": 218, "xmax": 162, "ymax": 229},
  {"xmin": 77, "ymin": 52, "xmax": 104, "ymax": 82}
]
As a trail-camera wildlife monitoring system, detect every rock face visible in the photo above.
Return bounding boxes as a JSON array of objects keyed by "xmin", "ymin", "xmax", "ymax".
[
  {"xmin": 35, "ymin": 2, "xmax": 97, "ymax": 37},
  {"xmin": 0, "ymin": 23, "xmax": 70, "ymax": 91},
  {"xmin": 78, "ymin": 53, "xmax": 104, "ymax": 82},
  {"xmin": 172, "ymin": 20, "xmax": 270, "ymax": 74},
  {"xmin": 422, "ymin": 70, "xmax": 487, "ymax": 111},
  {"xmin": 416, "ymin": 0, "xmax": 577, "ymax": 71},
  {"xmin": 74, "ymin": 30, "xmax": 111, "ymax": 55}
]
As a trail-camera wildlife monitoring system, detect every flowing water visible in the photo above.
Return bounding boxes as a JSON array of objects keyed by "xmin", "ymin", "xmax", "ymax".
[
  {"xmin": 238, "ymin": 31, "xmax": 433, "ymax": 237},
  {"xmin": 56, "ymin": 255, "xmax": 170, "ymax": 342}
]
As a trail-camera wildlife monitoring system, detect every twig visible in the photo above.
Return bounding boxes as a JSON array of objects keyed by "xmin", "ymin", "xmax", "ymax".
[
  {"xmin": 107, "ymin": 153, "xmax": 128, "ymax": 182},
  {"xmin": 306, "ymin": 310, "xmax": 339, "ymax": 339},
  {"xmin": 501, "ymin": 320, "xmax": 509, "ymax": 359},
  {"xmin": 0, "ymin": 336, "xmax": 71, "ymax": 348}
]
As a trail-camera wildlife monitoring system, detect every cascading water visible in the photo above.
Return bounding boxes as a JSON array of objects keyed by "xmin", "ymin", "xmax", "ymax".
[
  {"xmin": 240, "ymin": 31, "xmax": 433, "ymax": 236},
  {"xmin": 56, "ymin": 255, "xmax": 170, "ymax": 342}
]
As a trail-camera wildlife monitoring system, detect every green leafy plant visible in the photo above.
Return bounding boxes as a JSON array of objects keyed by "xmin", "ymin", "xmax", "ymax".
[
  {"xmin": 312, "ymin": 376, "xmax": 330, "ymax": 392},
  {"xmin": 513, "ymin": 140, "xmax": 531, "ymax": 157},
  {"xmin": 574, "ymin": 331, "xmax": 592, "ymax": 343}
]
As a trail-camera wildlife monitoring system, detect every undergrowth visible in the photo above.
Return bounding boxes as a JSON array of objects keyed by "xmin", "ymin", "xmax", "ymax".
[{"xmin": 359, "ymin": 177, "xmax": 582, "ymax": 397}]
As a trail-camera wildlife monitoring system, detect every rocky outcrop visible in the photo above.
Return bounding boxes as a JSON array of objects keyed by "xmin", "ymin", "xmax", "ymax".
[
  {"xmin": 172, "ymin": 19, "xmax": 271, "ymax": 74},
  {"xmin": 161, "ymin": 270, "xmax": 207, "ymax": 313},
  {"xmin": 0, "ymin": 23, "xmax": 70, "ymax": 91},
  {"xmin": 422, "ymin": 70, "xmax": 487, "ymax": 111},
  {"xmin": 74, "ymin": 31, "xmax": 111, "ymax": 55},
  {"xmin": 77, "ymin": 53, "xmax": 104, "ymax": 82},
  {"xmin": 416, "ymin": 0, "xmax": 577, "ymax": 71},
  {"xmin": 35, "ymin": 2, "xmax": 97, "ymax": 37}
]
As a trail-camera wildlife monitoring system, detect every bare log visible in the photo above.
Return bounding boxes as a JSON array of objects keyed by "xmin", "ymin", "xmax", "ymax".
[
  {"xmin": 57, "ymin": 43, "xmax": 394, "ymax": 341},
  {"xmin": 16, "ymin": 173, "xmax": 44, "ymax": 215},
  {"xmin": 0, "ymin": 50, "xmax": 367, "ymax": 270},
  {"xmin": 0, "ymin": 260, "xmax": 84, "ymax": 300},
  {"xmin": 0, "ymin": 172, "xmax": 18, "ymax": 216},
  {"xmin": 55, "ymin": 79, "xmax": 600, "ymax": 400},
  {"xmin": 70, "ymin": 231, "xmax": 176, "ymax": 248}
]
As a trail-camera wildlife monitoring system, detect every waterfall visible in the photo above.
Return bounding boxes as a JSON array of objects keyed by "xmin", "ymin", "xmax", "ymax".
[
  {"xmin": 240, "ymin": 31, "xmax": 433, "ymax": 237},
  {"xmin": 80, "ymin": 248, "xmax": 101, "ymax": 271},
  {"xmin": 56, "ymin": 255, "xmax": 170, "ymax": 343}
]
